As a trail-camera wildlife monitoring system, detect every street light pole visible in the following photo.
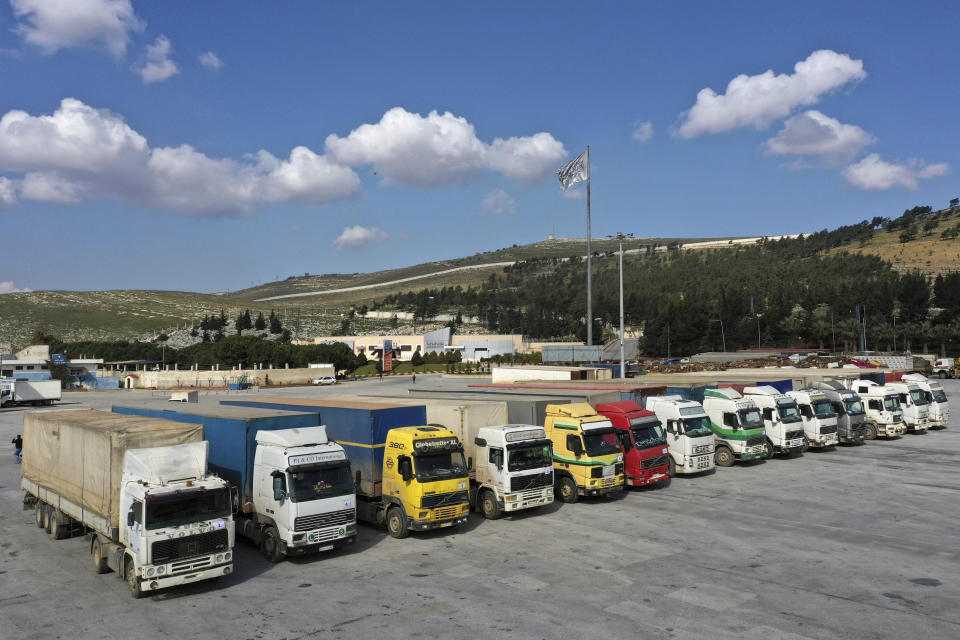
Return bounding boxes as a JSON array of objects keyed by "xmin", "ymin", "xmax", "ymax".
[{"xmin": 609, "ymin": 232, "xmax": 633, "ymax": 378}]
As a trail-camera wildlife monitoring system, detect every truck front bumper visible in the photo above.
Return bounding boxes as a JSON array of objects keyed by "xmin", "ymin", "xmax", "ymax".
[
  {"xmin": 737, "ymin": 444, "xmax": 766, "ymax": 460},
  {"xmin": 504, "ymin": 488, "xmax": 553, "ymax": 511},
  {"xmin": 626, "ymin": 468, "xmax": 669, "ymax": 486},
  {"xmin": 883, "ymin": 424, "xmax": 906, "ymax": 436},
  {"xmin": 776, "ymin": 438, "xmax": 805, "ymax": 452},
  {"xmin": 907, "ymin": 419, "xmax": 929, "ymax": 432},
  {"xmin": 581, "ymin": 476, "xmax": 624, "ymax": 496},
  {"xmin": 808, "ymin": 434, "xmax": 839, "ymax": 448},
  {"xmin": 410, "ymin": 515, "xmax": 469, "ymax": 531},
  {"xmin": 679, "ymin": 454, "xmax": 714, "ymax": 474},
  {"xmin": 286, "ymin": 523, "xmax": 357, "ymax": 555},
  {"xmin": 140, "ymin": 561, "xmax": 232, "ymax": 592}
]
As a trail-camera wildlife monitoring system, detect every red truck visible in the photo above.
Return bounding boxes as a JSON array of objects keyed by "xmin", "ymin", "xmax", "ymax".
[{"xmin": 596, "ymin": 400, "xmax": 670, "ymax": 487}]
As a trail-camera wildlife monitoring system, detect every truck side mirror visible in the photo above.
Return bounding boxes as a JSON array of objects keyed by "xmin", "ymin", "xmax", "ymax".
[
  {"xmin": 398, "ymin": 455, "xmax": 413, "ymax": 482},
  {"xmin": 126, "ymin": 510, "xmax": 135, "ymax": 527},
  {"xmin": 230, "ymin": 486, "xmax": 239, "ymax": 514},
  {"xmin": 272, "ymin": 476, "xmax": 287, "ymax": 501},
  {"xmin": 566, "ymin": 435, "xmax": 584, "ymax": 456},
  {"xmin": 618, "ymin": 431, "xmax": 631, "ymax": 449}
]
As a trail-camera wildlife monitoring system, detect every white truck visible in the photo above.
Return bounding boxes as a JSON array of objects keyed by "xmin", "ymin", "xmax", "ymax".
[
  {"xmin": 1, "ymin": 378, "xmax": 61, "ymax": 407},
  {"xmin": 645, "ymin": 395, "xmax": 716, "ymax": 474},
  {"xmin": 884, "ymin": 380, "xmax": 930, "ymax": 432},
  {"xmin": 21, "ymin": 410, "xmax": 234, "ymax": 598},
  {"xmin": 848, "ymin": 380, "xmax": 906, "ymax": 439},
  {"xmin": 932, "ymin": 358, "xmax": 955, "ymax": 379},
  {"xmin": 786, "ymin": 389, "xmax": 840, "ymax": 448},
  {"xmin": 465, "ymin": 425, "xmax": 554, "ymax": 519},
  {"xmin": 702, "ymin": 388, "xmax": 767, "ymax": 466},
  {"xmin": 902, "ymin": 373, "xmax": 949, "ymax": 429},
  {"xmin": 742, "ymin": 386, "xmax": 806, "ymax": 457},
  {"xmin": 812, "ymin": 381, "xmax": 867, "ymax": 444}
]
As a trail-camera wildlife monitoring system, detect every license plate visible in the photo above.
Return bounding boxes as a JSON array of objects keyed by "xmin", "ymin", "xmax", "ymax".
[
  {"xmin": 602, "ymin": 465, "xmax": 614, "ymax": 477},
  {"xmin": 318, "ymin": 544, "xmax": 334, "ymax": 551},
  {"xmin": 440, "ymin": 521, "xmax": 453, "ymax": 527}
]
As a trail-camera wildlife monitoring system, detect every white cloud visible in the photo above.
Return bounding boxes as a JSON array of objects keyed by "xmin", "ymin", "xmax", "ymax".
[
  {"xmin": 325, "ymin": 107, "xmax": 566, "ymax": 187},
  {"xmin": 11, "ymin": 0, "xmax": 143, "ymax": 58},
  {"xmin": 198, "ymin": 51, "xmax": 223, "ymax": 70},
  {"xmin": 333, "ymin": 225, "xmax": 389, "ymax": 250},
  {"xmin": 0, "ymin": 281, "xmax": 32, "ymax": 294},
  {"xmin": 0, "ymin": 98, "xmax": 361, "ymax": 216},
  {"xmin": 765, "ymin": 110, "xmax": 873, "ymax": 163},
  {"xmin": 136, "ymin": 35, "xmax": 179, "ymax": 84},
  {"xmin": 632, "ymin": 121, "xmax": 654, "ymax": 142},
  {"xmin": 481, "ymin": 189, "xmax": 516, "ymax": 217},
  {"xmin": 0, "ymin": 177, "xmax": 18, "ymax": 208},
  {"xmin": 561, "ymin": 188, "xmax": 585, "ymax": 200},
  {"xmin": 843, "ymin": 154, "xmax": 949, "ymax": 191},
  {"xmin": 676, "ymin": 50, "xmax": 866, "ymax": 138}
]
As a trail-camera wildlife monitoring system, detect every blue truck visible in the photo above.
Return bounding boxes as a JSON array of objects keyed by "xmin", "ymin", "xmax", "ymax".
[{"xmin": 113, "ymin": 402, "xmax": 357, "ymax": 561}]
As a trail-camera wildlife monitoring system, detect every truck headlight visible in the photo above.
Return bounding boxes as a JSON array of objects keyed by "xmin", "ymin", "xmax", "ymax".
[
  {"xmin": 505, "ymin": 494, "xmax": 518, "ymax": 502},
  {"xmin": 224, "ymin": 551, "xmax": 232, "ymax": 561},
  {"xmin": 215, "ymin": 554, "xmax": 223, "ymax": 563},
  {"xmin": 146, "ymin": 568, "xmax": 155, "ymax": 577},
  {"xmin": 156, "ymin": 566, "xmax": 166, "ymax": 575}
]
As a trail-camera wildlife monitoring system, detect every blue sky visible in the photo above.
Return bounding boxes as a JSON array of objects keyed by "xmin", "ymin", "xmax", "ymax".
[{"xmin": 0, "ymin": 1, "xmax": 956, "ymax": 293}]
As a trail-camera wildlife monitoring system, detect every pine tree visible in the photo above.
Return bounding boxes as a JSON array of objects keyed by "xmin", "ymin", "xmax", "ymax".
[
  {"xmin": 254, "ymin": 312, "xmax": 266, "ymax": 331},
  {"xmin": 269, "ymin": 310, "xmax": 283, "ymax": 334}
]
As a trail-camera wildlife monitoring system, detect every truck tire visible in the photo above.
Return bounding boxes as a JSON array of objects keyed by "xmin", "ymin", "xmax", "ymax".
[
  {"xmin": 42, "ymin": 505, "xmax": 52, "ymax": 533},
  {"xmin": 864, "ymin": 422, "xmax": 878, "ymax": 440},
  {"xmin": 35, "ymin": 502, "xmax": 45, "ymax": 528},
  {"xmin": 667, "ymin": 457, "xmax": 676, "ymax": 477},
  {"xmin": 939, "ymin": 371, "xmax": 947, "ymax": 379},
  {"xmin": 801, "ymin": 437, "xmax": 810, "ymax": 453},
  {"xmin": 125, "ymin": 559, "xmax": 145, "ymax": 599},
  {"xmin": 50, "ymin": 510, "xmax": 67, "ymax": 540},
  {"xmin": 714, "ymin": 445, "xmax": 734, "ymax": 467},
  {"xmin": 480, "ymin": 490, "xmax": 503, "ymax": 520},
  {"xmin": 91, "ymin": 537, "xmax": 109, "ymax": 574},
  {"xmin": 557, "ymin": 476, "xmax": 578, "ymax": 504},
  {"xmin": 261, "ymin": 526, "xmax": 284, "ymax": 563},
  {"xmin": 762, "ymin": 438, "xmax": 774, "ymax": 459},
  {"xmin": 386, "ymin": 507, "xmax": 410, "ymax": 539}
]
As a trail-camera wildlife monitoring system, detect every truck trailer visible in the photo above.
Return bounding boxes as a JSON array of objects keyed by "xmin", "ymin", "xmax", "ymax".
[
  {"xmin": 1, "ymin": 378, "xmax": 61, "ymax": 407},
  {"xmin": 113, "ymin": 403, "xmax": 356, "ymax": 561},
  {"xmin": 21, "ymin": 409, "xmax": 234, "ymax": 598},
  {"xmin": 221, "ymin": 398, "xmax": 471, "ymax": 539},
  {"xmin": 595, "ymin": 400, "xmax": 670, "ymax": 485}
]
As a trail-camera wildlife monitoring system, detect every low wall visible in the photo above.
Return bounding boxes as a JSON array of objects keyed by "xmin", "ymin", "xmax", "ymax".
[{"xmin": 132, "ymin": 367, "xmax": 320, "ymax": 390}]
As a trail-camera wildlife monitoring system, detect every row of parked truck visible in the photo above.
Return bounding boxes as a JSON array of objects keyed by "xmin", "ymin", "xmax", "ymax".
[{"xmin": 18, "ymin": 373, "xmax": 949, "ymax": 598}]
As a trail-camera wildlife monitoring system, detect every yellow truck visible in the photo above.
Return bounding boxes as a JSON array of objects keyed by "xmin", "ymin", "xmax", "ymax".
[{"xmin": 543, "ymin": 403, "xmax": 625, "ymax": 503}]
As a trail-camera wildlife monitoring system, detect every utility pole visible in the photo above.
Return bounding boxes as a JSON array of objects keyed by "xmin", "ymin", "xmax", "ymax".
[{"xmin": 609, "ymin": 232, "xmax": 633, "ymax": 378}]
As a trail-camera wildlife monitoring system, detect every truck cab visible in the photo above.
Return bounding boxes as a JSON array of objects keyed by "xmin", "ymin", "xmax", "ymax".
[
  {"xmin": 251, "ymin": 427, "xmax": 357, "ymax": 561},
  {"xmin": 119, "ymin": 443, "xmax": 234, "ymax": 597},
  {"xmin": 373, "ymin": 425, "xmax": 471, "ymax": 538},
  {"xmin": 932, "ymin": 358, "xmax": 955, "ymax": 379},
  {"xmin": 786, "ymin": 390, "xmax": 839, "ymax": 448},
  {"xmin": 884, "ymin": 381, "xmax": 931, "ymax": 432},
  {"xmin": 902, "ymin": 374, "xmax": 949, "ymax": 428},
  {"xmin": 595, "ymin": 400, "xmax": 670, "ymax": 485},
  {"xmin": 645, "ymin": 396, "xmax": 715, "ymax": 475},
  {"xmin": 812, "ymin": 381, "xmax": 867, "ymax": 444},
  {"xmin": 742, "ymin": 386, "xmax": 806, "ymax": 457},
  {"xmin": 543, "ymin": 403, "xmax": 625, "ymax": 502},
  {"xmin": 702, "ymin": 388, "xmax": 767, "ymax": 466},
  {"xmin": 470, "ymin": 425, "xmax": 554, "ymax": 519},
  {"xmin": 849, "ymin": 380, "xmax": 906, "ymax": 439}
]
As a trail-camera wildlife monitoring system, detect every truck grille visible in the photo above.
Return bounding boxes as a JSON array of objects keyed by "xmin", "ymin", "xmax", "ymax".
[
  {"xmin": 786, "ymin": 430, "xmax": 804, "ymax": 440},
  {"xmin": 152, "ymin": 530, "xmax": 228, "ymax": 564},
  {"xmin": 421, "ymin": 491, "xmax": 468, "ymax": 509},
  {"xmin": 510, "ymin": 473, "xmax": 552, "ymax": 492},
  {"xmin": 431, "ymin": 505, "xmax": 462, "ymax": 520},
  {"xmin": 600, "ymin": 476, "xmax": 620, "ymax": 488},
  {"xmin": 294, "ymin": 508, "xmax": 355, "ymax": 533},
  {"xmin": 746, "ymin": 436, "xmax": 765, "ymax": 448},
  {"xmin": 820, "ymin": 425, "xmax": 838, "ymax": 435},
  {"xmin": 641, "ymin": 455, "xmax": 668, "ymax": 469}
]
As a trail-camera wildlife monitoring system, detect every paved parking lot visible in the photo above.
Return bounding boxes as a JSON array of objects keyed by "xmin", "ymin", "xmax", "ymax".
[{"xmin": 1, "ymin": 376, "xmax": 958, "ymax": 639}]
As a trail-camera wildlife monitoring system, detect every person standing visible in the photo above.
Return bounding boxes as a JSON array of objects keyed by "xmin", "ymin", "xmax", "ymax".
[
  {"xmin": 12, "ymin": 434, "xmax": 22, "ymax": 464},
  {"xmin": 412, "ymin": 373, "xmax": 416, "ymax": 384}
]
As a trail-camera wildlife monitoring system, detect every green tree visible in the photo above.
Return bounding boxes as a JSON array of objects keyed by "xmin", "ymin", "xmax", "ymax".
[
  {"xmin": 254, "ymin": 312, "xmax": 266, "ymax": 331},
  {"xmin": 899, "ymin": 226, "xmax": 918, "ymax": 243},
  {"xmin": 410, "ymin": 349, "xmax": 424, "ymax": 366},
  {"xmin": 810, "ymin": 304, "xmax": 832, "ymax": 349},
  {"xmin": 269, "ymin": 310, "xmax": 283, "ymax": 334},
  {"xmin": 390, "ymin": 314, "xmax": 399, "ymax": 329},
  {"xmin": 780, "ymin": 304, "xmax": 809, "ymax": 345}
]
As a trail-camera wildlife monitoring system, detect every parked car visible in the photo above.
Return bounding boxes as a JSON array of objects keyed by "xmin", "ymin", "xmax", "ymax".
[{"xmin": 312, "ymin": 376, "xmax": 337, "ymax": 386}]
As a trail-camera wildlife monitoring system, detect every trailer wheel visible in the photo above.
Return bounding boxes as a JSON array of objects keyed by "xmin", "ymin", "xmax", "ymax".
[
  {"xmin": 386, "ymin": 507, "xmax": 409, "ymax": 539},
  {"xmin": 50, "ymin": 510, "xmax": 66, "ymax": 540},
  {"xmin": 35, "ymin": 502, "xmax": 45, "ymax": 528},
  {"xmin": 125, "ymin": 559, "xmax": 145, "ymax": 599},
  {"xmin": 480, "ymin": 490, "xmax": 503, "ymax": 520},
  {"xmin": 556, "ymin": 476, "xmax": 578, "ymax": 504},
  {"xmin": 714, "ymin": 445, "xmax": 734, "ymax": 467},
  {"xmin": 667, "ymin": 457, "xmax": 676, "ymax": 477},
  {"xmin": 92, "ymin": 537, "xmax": 109, "ymax": 574},
  {"xmin": 42, "ymin": 505, "xmax": 52, "ymax": 533},
  {"xmin": 260, "ymin": 526, "xmax": 283, "ymax": 563},
  {"xmin": 864, "ymin": 423, "xmax": 878, "ymax": 440}
]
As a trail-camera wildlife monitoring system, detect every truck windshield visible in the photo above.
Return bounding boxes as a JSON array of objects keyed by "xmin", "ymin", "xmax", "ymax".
[
  {"xmin": 145, "ymin": 487, "xmax": 230, "ymax": 530},
  {"xmin": 508, "ymin": 445, "xmax": 552, "ymax": 472},
  {"xmin": 776, "ymin": 403, "xmax": 802, "ymax": 423},
  {"xmin": 843, "ymin": 398, "xmax": 865, "ymax": 415},
  {"xmin": 288, "ymin": 463, "xmax": 353, "ymax": 502},
  {"xmin": 582, "ymin": 429, "xmax": 622, "ymax": 456},
  {"xmin": 738, "ymin": 408, "xmax": 764, "ymax": 429},
  {"xmin": 630, "ymin": 422, "xmax": 666, "ymax": 449},
  {"xmin": 812, "ymin": 400, "xmax": 835, "ymax": 418},
  {"xmin": 909, "ymin": 390, "xmax": 928, "ymax": 405},
  {"xmin": 682, "ymin": 416, "xmax": 713, "ymax": 438},
  {"xmin": 932, "ymin": 389, "xmax": 947, "ymax": 403},
  {"xmin": 414, "ymin": 450, "xmax": 468, "ymax": 482},
  {"xmin": 884, "ymin": 396, "xmax": 901, "ymax": 412}
]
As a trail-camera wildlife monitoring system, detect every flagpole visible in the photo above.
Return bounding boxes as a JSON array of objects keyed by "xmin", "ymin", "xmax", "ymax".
[{"xmin": 586, "ymin": 145, "xmax": 592, "ymax": 347}]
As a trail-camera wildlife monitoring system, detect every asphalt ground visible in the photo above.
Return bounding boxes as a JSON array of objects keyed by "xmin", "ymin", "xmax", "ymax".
[{"xmin": 1, "ymin": 375, "xmax": 958, "ymax": 639}]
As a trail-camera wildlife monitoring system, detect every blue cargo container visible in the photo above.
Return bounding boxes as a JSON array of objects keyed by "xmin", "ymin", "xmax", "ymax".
[
  {"xmin": 112, "ymin": 402, "xmax": 319, "ymax": 500},
  {"xmin": 219, "ymin": 398, "xmax": 426, "ymax": 496}
]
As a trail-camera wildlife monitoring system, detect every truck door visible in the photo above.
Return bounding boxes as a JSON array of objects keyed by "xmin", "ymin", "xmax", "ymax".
[
  {"xmin": 723, "ymin": 413, "xmax": 739, "ymax": 429},
  {"xmin": 762, "ymin": 408, "xmax": 774, "ymax": 426}
]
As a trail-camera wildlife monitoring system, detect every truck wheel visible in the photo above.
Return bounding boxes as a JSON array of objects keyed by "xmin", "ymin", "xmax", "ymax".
[
  {"xmin": 762, "ymin": 439, "xmax": 774, "ymax": 460},
  {"xmin": 386, "ymin": 507, "xmax": 410, "ymax": 539},
  {"xmin": 35, "ymin": 502, "xmax": 45, "ymax": 528},
  {"xmin": 50, "ymin": 510, "xmax": 66, "ymax": 540},
  {"xmin": 714, "ymin": 446, "xmax": 734, "ymax": 467},
  {"xmin": 864, "ymin": 423, "xmax": 878, "ymax": 440},
  {"xmin": 125, "ymin": 559, "xmax": 145, "ymax": 599},
  {"xmin": 939, "ymin": 371, "xmax": 948, "ymax": 379},
  {"xmin": 557, "ymin": 476, "xmax": 578, "ymax": 503},
  {"xmin": 480, "ymin": 491, "xmax": 503, "ymax": 520},
  {"xmin": 92, "ymin": 537, "xmax": 109, "ymax": 574},
  {"xmin": 261, "ymin": 526, "xmax": 284, "ymax": 563},
  {"xmin": 667, "ymin": 457, "xmax": 676, "ymax": 477},
  {"xmin": 42, "ymin": 505, "xmax": 52, "ymax": 533}
]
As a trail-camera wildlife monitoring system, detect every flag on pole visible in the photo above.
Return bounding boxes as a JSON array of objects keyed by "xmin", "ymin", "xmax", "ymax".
[{"xmin": 556, "ymin": 149, "xmax": 589, "ymax": 189}]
